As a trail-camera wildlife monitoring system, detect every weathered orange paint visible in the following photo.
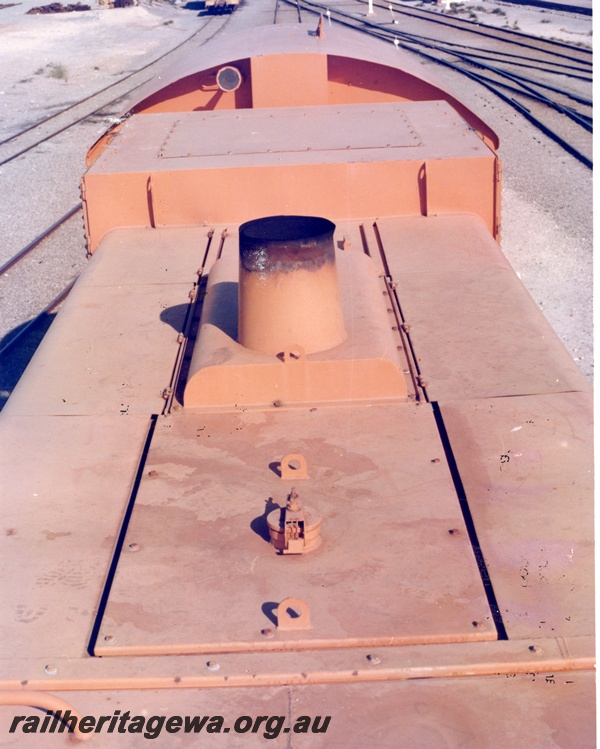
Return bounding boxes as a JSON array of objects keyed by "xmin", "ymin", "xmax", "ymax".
[
  {"xmin": 2, "ymin": 25, "xmax": 593, "ymax": 747},
  {"xmin": 82, "ymin": 97, "xmax": 497, "ymax": 253},
  {"xmin": 250, "ymin": 53, "xmax": 329, "ymax": 107},
  {"xmin": 134, "ymin": 58, "xmax": 253, "ymax": 114}
]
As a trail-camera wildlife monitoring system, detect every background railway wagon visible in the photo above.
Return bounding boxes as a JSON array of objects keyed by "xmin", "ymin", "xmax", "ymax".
[
  {"xmin": 0, "ymin": 23, "xmax": 593, "ymax": 748},
  {"xmin": 204, "ymin": 0, "xmax": 239, "ymax": 15}
]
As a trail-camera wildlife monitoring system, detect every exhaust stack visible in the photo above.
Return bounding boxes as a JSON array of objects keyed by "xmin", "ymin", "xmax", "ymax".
[{"xmin": 238, "ymin": 215, "xmax": 347, "ymax": 355}]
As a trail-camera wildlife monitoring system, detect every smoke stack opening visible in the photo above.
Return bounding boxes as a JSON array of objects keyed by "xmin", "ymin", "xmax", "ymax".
[{"xmin": 238, "ymin": 215, "xmax": 347, "ymax": 356}]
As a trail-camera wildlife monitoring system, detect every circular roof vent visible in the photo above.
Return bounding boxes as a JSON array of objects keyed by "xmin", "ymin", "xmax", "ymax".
[{"xmin": 216, "ymin": 66, "xmax": 243, "ymax": 92}]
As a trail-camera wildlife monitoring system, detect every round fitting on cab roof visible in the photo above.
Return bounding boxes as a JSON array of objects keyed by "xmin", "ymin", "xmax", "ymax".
[{"xmin": 216, "ymin": 65, "xmax": 243, "ymax": 92}]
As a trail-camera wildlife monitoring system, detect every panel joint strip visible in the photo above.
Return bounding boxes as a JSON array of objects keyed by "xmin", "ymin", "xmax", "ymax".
[
  {"xmin": 432, "ymin": 401, "xmax": 509, "ymax": 640},
  {"xmin": 87, "ymin": 415, "xmax": 159, "ymax": 656}
]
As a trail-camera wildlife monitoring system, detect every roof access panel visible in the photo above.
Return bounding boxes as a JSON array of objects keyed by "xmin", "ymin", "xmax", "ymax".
[
  {"xmin": 88, "ymin": 101, "xmax": 488, "ymax": 175},
  {"xmin": 96, "ymin": 404, "xmax": 496, "ymax": 656}
]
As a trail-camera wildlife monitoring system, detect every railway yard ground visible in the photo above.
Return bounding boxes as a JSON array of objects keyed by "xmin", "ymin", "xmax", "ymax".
[{"xmin": 0, "ymin": 0, "xmax": 593, "ymax": 407}]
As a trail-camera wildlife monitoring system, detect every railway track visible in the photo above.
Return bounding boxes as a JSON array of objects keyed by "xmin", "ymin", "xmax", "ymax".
[
  {"xmin": 0, "ymin": 14, "xmax": 233, "ymax": 167},
  {"xmin": 284, "ymin": 0, "xmax": 592, "ymax": 167},
  {"xmin": 358, "ymin": 0, "xmax": 592, "ymax": 59}
]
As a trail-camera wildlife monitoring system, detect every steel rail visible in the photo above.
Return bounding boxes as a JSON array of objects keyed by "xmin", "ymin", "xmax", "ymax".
[
  {"xmin": 481, "ymin": 65, "xmax": 592, "ymax": 105},
  {"xmin": 361, "ymin": 0, "xmax": 593, "ymax": 60},
  {"xmin": 445, "ymin": 49, "xmax": 592, "ymax": 82},
  {"xmin": 388, "ymin": 28, "xmax": 593, "ymax": 115},
  {"xmin": 0, "ymin": 15, "xmax": 234, "ymax": 168},
  {"xmin": 414, "ymin": 45, "xmax": 593, "ymax": 168},
  {"xmin": 0, "ymin": 80, "xmax": 147, "ymax": 153},
  {"xmin": 442, "ymin": 66, "xmax": 591, "ymax": 124},
  {"xmin": 387, "ymin": 27, "xmax": 593, "ymax": 78},
  {"xmin": 493, "ymin": 69, "xmax": 591, "ymax": 105},
  {"xmin": 0, "ymin": 82, "xmax": 151, "ymax": 168},
  {"xmin": 0, "ymin": 16, "xmax": 222, "ymax": 150},
  {"xmin": 420, "ymin": 43, "xmax": 593, "ymax": 131},
  {"xmin": 0, "ymin": 204, "xmax": 82, "ymax": 277}
]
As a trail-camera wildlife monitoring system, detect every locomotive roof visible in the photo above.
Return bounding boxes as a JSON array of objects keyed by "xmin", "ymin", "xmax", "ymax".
[
  {"xmin": 1, "ymin": 21, "xmax": 592, "ymax": 746},
  {"xmin": 121, "ymin": 23, "xmax": 498, "ymax": 148}
]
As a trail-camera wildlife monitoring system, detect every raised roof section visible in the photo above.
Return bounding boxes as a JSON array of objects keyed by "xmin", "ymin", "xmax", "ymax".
[
  {"xmin": 83, "ymin": 100, "xmax": 497, "ymax": 251},
  {"xmin": 86, "ymin": 25, "xmax": 498, "ymax": 166}
]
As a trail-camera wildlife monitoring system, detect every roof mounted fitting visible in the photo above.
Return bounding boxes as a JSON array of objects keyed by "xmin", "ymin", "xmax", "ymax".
[
  {"xmin": 238, "ymin": 215, "xmax": 347, "ymax": 355},
  {"xmin": 267, "ymin": 488, "xmax": 322, "ymax": 555},
  {"xmin": 216, "ymin": 66, "xmax": 243, "ymax": 92}
]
